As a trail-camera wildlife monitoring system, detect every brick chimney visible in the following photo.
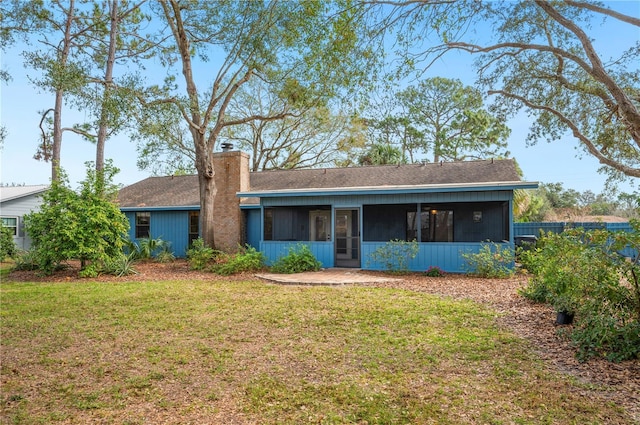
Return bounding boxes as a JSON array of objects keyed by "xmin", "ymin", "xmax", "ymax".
[{"xmin": 211, "ymin": 150, "xmax": 250, "ymax": 252}]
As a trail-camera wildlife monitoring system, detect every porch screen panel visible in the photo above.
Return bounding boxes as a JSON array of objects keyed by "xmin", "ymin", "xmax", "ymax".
[
  {"xmin": 264, "ymin": 206, "xmax": 330, "ymax": 241},
  {"xmin": 363, "ymin": 204, "xmax": 417, "ymax": 242},
  {"xmin": 420, "ymin": 207, "xmax": 453, "ymax": 242}
]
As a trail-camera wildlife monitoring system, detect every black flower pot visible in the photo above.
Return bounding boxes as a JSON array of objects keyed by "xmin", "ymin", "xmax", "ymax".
[{"xmin": 556, "ymin": 311, "xmax": 574, "ymax": 325}]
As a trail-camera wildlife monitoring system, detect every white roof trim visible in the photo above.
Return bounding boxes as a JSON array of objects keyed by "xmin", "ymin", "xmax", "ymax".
[{"xmin": 237, "ymin": 180, "xmax": 539, "ymax": 197}]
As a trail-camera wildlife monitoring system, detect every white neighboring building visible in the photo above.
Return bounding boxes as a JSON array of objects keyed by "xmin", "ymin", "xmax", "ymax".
[{"xmin": 0, "ymin": 185, "xmax": 49, "ymax": 250}]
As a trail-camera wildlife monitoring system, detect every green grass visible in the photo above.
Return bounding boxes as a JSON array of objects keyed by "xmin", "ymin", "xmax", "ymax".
[{"xmin": 0, "ymin": 279, "xmax": 631, "ymax": 424}]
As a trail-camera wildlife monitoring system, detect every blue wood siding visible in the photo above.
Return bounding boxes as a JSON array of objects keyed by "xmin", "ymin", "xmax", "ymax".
[
  {"xmin": 261, "ymin": 240, "xmax": 502, "ymax": 273},
  {"xmin": 260, "ymin": 241, "xmax": 334, "ymax": 268},
  {"xmin": 124, "ymin": 210, "xmax": 191, "ymax": 257},
  {"xmin": 151, "ymin": 211, "xmax": 190, "ymax": 256},
  {"xmin": 124, "ymin": 211, "xmax": 136, "ymax": 242}
]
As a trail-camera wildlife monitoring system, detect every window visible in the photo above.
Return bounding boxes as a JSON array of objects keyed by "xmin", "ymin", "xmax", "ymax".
[
  {"xmin": 189, "ymin": 211, "xmax": 199, "ymax": 245},
  {"xmin": 421, "ymin": 207, "xmax": 453, "ymax": 242},
  {"xmin": 135, "ymin": 212, "xmax": 150, "ymax": 239},
  {"xmin": 1, "ymin": 217, "xmax": 17, "ymax": 236},
  {"xmin": 264, "ymin": 208, "xmax": 273, "ymax": 240}
]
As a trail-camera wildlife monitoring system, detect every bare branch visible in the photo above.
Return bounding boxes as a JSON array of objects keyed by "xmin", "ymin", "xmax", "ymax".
[
  {"xmin": 565, "ymin": 0, "xmax": 640, "ymax": 27},
  {"xmin": 489, "ymin": 89, "xmax": 640, "ymax": 178}
]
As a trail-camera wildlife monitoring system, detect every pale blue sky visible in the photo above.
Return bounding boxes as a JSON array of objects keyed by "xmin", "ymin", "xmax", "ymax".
[{"xmin": 1, "ymin": 1, "xmax": 638, "ymax": 195}]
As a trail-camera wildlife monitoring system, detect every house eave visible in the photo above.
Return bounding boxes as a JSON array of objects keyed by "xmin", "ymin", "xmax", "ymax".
[
  {"xmin": 237, "ymin": 181, "xmax": 539, "ymax": 198},
  {"xmin": 120, "ymin": 205, "xmax": 200, "ymax": 212}
]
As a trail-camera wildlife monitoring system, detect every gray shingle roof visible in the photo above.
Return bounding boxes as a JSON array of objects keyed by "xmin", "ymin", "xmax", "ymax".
[
  {"xmin": 118, "ymin": 175, "xmax": 200, "ymax": 208},
  {"xmin": 249, "ymin": 159, "xmax": 521, "ymax": 192},
  {"xmin": 118, "ymin": 159, "xmax": 523, "ymax": 208}
]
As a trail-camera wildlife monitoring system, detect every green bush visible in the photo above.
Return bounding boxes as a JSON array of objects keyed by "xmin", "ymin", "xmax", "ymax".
[
  {"xmin": 24, "ymin": 164, "xmax": 129, "ymax": 276},
  {"xmin": 462, "ymin": 242, "xmax": 514, "ymax": 278},
  {"xmin": 0, "ymin": 225, "xmax": 17, "ymax": 260},
  {"xmin": 102, "ymin": 252, "xmax": 138, "ymax": 277},
  {"xmin": 270, "ymin": 244, "xmax": 321, "ymax": 274},
  {"xmin": 12, "ymin": 250, "xmax": 39, "ymax": 271},
  {"xmin": 519, "ymin": 223, "xmax": 640, "ymax": 361},
  {"xmin": 126, "ymin": 236, "xmax": 174, "ymax": 261},
  {"xmin": 425, "ymin": 266, "xmax": 445, "ymax": 277},
  {"xmin": 186, "ymin": 238, "xmax": 218, "ymax": 270},
  {"xmin": 212, "ymin": 245, "xmax": 266, "ymax": 276},
  {"xmin": 367, "ymin": 239, "xmax": 419, "ymax": 273}
]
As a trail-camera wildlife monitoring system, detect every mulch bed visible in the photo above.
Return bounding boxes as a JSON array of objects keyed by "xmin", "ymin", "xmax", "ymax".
[{"xmin": 5, "ymin": 261, "xmax": 640, "ymax": 423}]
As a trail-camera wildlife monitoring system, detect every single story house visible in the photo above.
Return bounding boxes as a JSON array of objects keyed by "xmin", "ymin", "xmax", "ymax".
[
  {"xmin": 118, "ymin": 151, "xmax": 538, "ymax": 272},
  {"xmin": 0, "ymin": 185, "xmax": 49, "ymax": 250}
]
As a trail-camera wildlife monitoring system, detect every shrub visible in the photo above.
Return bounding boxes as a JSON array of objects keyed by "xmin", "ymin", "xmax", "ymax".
[
  {"xmin": 186, "ymin": 238, "xmax": 218, "ymax": 270},
  {"xmin": 425, "ymin": 266, "xmax": 445, "ymax": 277},
  {"xmin": 271, "ymin": 244, "xmax": 321, "ymax": 274},
  {"xmin": 126, "ymin": 236, "xmax": 173, "ymax": 261},
  {"xmin": 155, "ymin": 246, "xmax": 176, "ymax": 263},
  {"xmin": 212, "ymin": 245, "xmax": 266, "ymax": 276},
  {"xmin": 12, "ymin": 250, "xmax": 39, "ymax": 271},
  {"xmin": 462, "ymin": 242, "xmax": 514, "ymax": 278},
  {"xmin": 102, "ymin": 252, "xmax": 138, "ymax": 277},
  {"xmin": 24, "ymin": 164, "xmax": 129, "ymax": 275},
  {"xmin": 367, "ymin": 239, "xmax": 419, "ymax": 274},
  {"xmin": 0, "ymin": 225, "xmax": 17, "ymax": 260},
  {"xmin": 520, "ymin": 223, "xmax": 640, "ymax": 361}
]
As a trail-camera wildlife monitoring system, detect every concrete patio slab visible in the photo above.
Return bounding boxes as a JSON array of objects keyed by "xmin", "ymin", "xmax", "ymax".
[{"xmin": 255, "ymin": 268, "xmax": 403, "ymax": 286}]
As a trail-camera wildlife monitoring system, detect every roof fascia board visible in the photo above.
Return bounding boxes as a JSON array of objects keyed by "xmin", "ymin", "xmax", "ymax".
[
  {"xmin": 120, "ymin": 206, "xmax": 200, "ymax": 212},
  {"xmin": 237, "ymin": 181, "xmax": 539, "ymax": 198}
]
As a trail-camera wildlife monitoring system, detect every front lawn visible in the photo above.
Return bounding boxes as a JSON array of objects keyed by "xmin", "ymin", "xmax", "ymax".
[{"xmin": 0, "ymin": 279, "xmax": 631, "ymax": 424}]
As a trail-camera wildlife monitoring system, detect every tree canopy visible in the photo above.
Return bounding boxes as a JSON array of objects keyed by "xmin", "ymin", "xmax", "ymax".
[
  {"xmin": 370, "ymin": 0, "xmax": 640, "ymax": 183},
  {"xmin": 133, "ymin": 0, "xmax": 372, "ymax": 248}
]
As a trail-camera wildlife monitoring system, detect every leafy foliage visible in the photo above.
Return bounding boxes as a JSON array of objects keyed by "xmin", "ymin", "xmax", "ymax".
[
  {"xmin": 102, "ymin": 252, "xmax": 138, "ymax": 277},
  {"xmin": 520, "ymin": 224, "xmax": 640, "ymax": 361},
  {"xmin": 367, "ymin": 239, "xmax": 419, "ymax": 274},
  {"xmin": 462, "ymin": 242, "xmax": 515, "ymax": 278},
  {"xmin": 12, "ymin": 250, "xmax": 39, "ymax": 271},
  {"xmin": 396, "ymin": 77, "xmax": 510, "ymax": 162},
  {"xmin": 358, "ymin": 143, "xmax": 405, "ymax": 166},
  {"xmin": 270, "ymin": 244, "xmax": 321, "ymax": 274},
  {"xmin": 23, "ymin": 164, "xmax": 129, "ymax": 276},
  {"xmin": 425, "ymin": 266, "xmax": 445, "ymax": 277},
  {"xmin": 126, "ymin": 236, "xmax": 173, "ymax": 261},
  {"xmin": 186, "ymin": 238, "xmax": 218, "ymax": 271},
  {"xmin": 0, "ymin": 225, "xmax": 17, "ymax": 260},
  {"xmin": 212, "ymin": 245, "xmax": 266, "ymax": 276}
]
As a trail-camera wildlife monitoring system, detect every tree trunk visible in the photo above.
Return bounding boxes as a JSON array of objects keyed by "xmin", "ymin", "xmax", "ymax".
[
  {"xmin": 51, "ymin": 0, "xmax": 75, "ymax": 182},
  {"xmin": 195, "ymin": 143, "xmax": 216, "ymax": 249},
  {"xmin": 95, "ymin": 0, "xmax": 118, "ymax": 178}
]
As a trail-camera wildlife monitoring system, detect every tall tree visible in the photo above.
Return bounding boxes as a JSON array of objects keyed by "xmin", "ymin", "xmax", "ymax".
[
  {"xmin": 24, "ymin": 0, "xmax": 88, "ymax": 182},
  {"xmin": 372, "ymin": 0, "xmax": 640, "ymax": 181},
  {"xmin": 366, "ymin": 115, "xmax": 426, "ymax": 164},
  {"xmin": 397, "ymin": 77, "xmax": 510, "ymax": 162},
  {"xmin": 74, "ymin": 0, "xmax": 153, "ymax": 179},
  {"xmin": 221, "ymin": 79, "xmax": 365, "ymax": 171},
  {"xmin": 140, "ymin": 0, "xmax": 369, "ymax": 249},
  {"xmin": 358, "ymin": 143, "xmax": 405, "ymax": 165},
  {"xmin": 4, "ymin": 0, "xmax": 151, "ymax": 182}
]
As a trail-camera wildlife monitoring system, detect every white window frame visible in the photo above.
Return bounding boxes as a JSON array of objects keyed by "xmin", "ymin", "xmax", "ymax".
[{"xmin": 1, "ymin": 217, "xmax": 18, "ymax": 236}]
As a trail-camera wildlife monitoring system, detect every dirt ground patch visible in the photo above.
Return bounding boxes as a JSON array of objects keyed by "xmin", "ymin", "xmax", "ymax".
[{"xmin": 5, "ymin": 260, "xmax": 640, "ymax": 423}]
